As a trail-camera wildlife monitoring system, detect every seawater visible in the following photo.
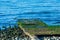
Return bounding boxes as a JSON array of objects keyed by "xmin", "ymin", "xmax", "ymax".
[{"xmin": 0, "ymin": 0, "xmax": 60, "ymax": 29}]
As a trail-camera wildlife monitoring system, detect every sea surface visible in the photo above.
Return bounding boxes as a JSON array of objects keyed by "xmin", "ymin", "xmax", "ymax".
[{"xmin": 0, "ymin": 0, "xmax": 60, "ymax": 29}]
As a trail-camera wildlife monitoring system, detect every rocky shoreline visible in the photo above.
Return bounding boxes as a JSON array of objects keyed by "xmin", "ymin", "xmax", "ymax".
[{"xmin": 0, "ymin": 26, "xmax": 32, "ymax": 40}]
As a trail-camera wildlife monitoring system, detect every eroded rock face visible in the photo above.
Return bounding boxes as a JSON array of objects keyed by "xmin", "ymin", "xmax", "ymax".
[{"xmin": 0, "ymin": 27, "xmax": 31, "ymax": 40}]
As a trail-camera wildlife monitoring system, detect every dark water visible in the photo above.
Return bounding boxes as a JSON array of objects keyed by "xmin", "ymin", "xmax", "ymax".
[
  {"xmin": 0, "ymin": 0, "xmax": 60, "ymax": 29},
  {"xmin": 36, "ymin": 35, "xmax": 60, "ymax": 40}
]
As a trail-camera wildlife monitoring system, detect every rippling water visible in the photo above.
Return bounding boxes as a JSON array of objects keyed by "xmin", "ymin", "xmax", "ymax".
[{"xmin": 0, "ymin": 0, "xmax": 60, "ymax": 29}]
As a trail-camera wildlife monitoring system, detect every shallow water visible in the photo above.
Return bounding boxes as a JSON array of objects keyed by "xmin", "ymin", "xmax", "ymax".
[{"xmin": 0, "ymin": 0, "xmax": 60, "ymax": 29}]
